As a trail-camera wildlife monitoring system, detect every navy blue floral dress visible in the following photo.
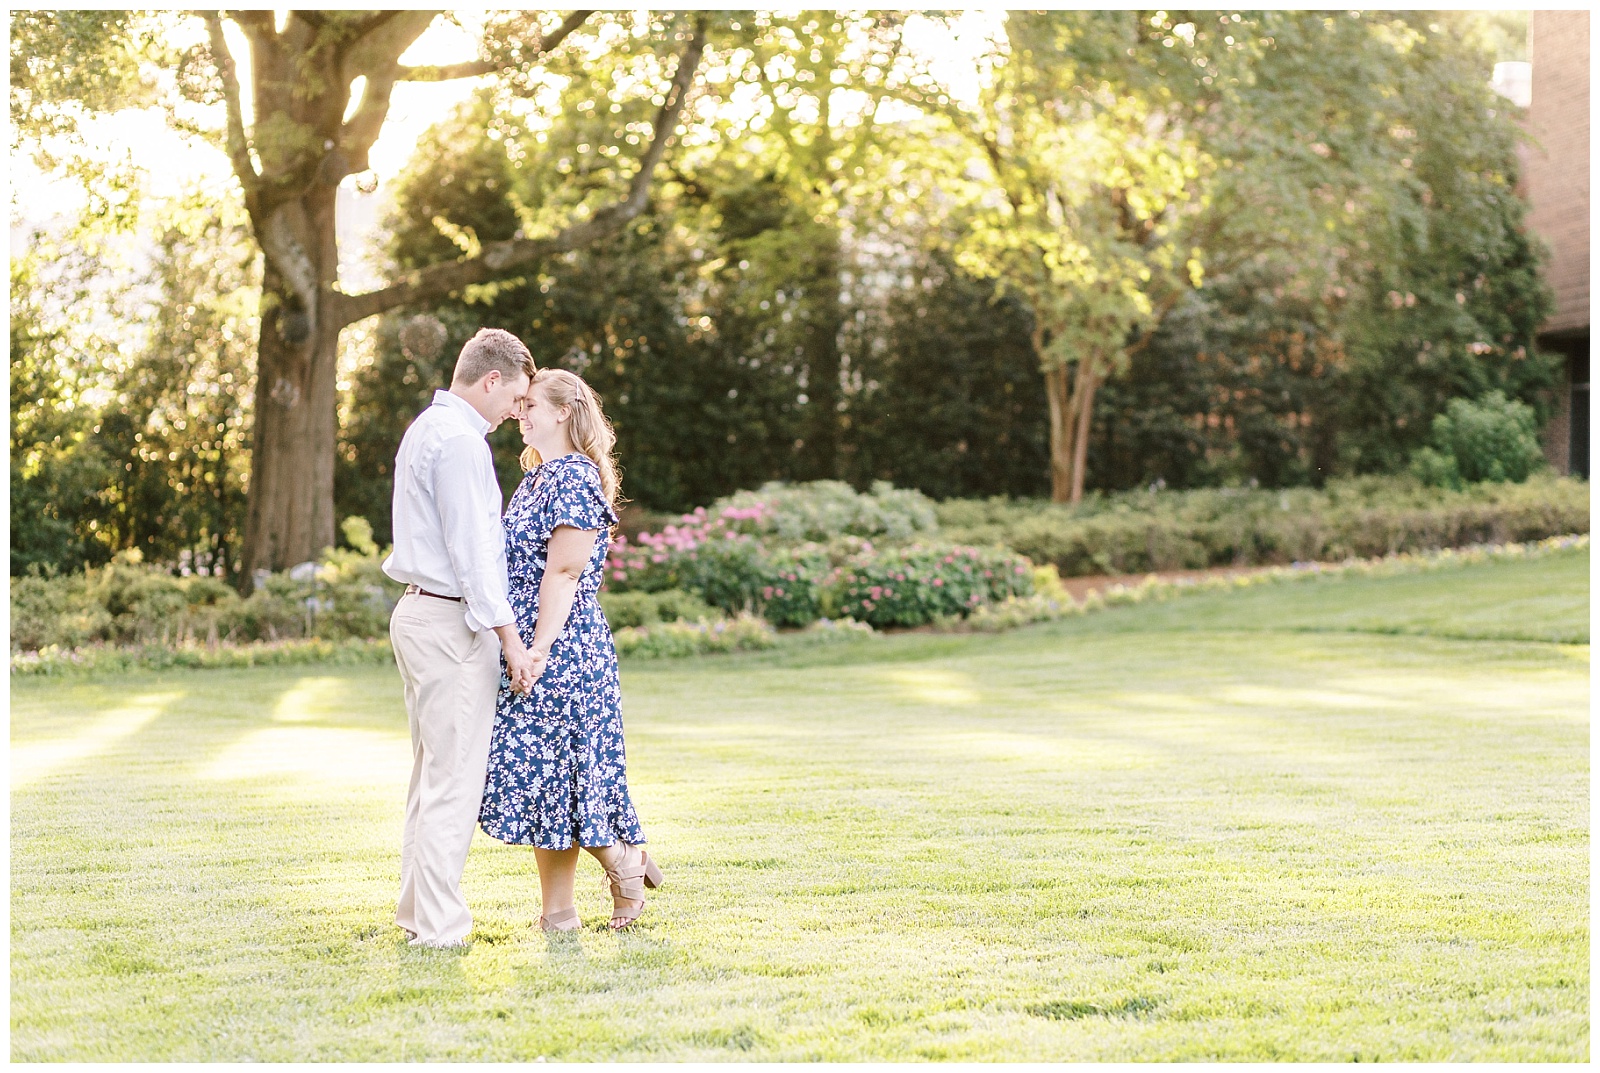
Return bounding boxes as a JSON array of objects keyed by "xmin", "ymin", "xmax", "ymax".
[{"xmin": 478, "ymin": 454, "xmax": 645, "ymax": 850}]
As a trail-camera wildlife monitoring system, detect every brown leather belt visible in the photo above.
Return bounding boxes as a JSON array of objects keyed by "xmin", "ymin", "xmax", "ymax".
[{"xmin": 407, "ymin": 585, "xmax": 463, "ymax": 603}]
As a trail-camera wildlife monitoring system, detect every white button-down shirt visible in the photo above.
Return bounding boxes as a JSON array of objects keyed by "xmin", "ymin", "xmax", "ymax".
[{"xmin": 383, "ymin": 390, "xmax": 516, "ymax": 632}]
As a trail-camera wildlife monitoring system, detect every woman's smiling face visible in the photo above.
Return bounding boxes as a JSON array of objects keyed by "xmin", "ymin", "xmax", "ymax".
[{"xmin": 518, "ymin": 383, "xmax": 569, "ymax": 446}]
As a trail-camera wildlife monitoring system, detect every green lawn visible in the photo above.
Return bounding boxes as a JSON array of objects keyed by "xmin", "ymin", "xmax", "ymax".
[{"xmin": 11, "ymin": 549, "xmax": 1589, "ymax": 1060}]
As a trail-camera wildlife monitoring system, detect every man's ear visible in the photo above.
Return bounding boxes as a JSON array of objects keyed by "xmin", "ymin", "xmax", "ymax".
[{"xmin": 482, "ymin": 370, "xmax": 502, "ymax": 392}]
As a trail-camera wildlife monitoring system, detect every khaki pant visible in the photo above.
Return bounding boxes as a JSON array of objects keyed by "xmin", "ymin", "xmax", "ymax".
[{"xmin": 389, "ymin": 591, "xmax": 500, "ymax": 944}]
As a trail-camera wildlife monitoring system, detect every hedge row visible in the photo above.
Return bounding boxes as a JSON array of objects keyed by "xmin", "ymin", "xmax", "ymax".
[
  {"xmin": 936, "ymin": 533, "xmax": 1590, "ymax": 633},
  {"xmin": 13, "ymin": 535, "xmax": 1582, "ymax": 676},
  {"xmin": 10, "ymin": 518, "xmax": 400, "ymax": 654},
  {"xmin": 10, "ymin": 614, "xmax": 882, "ymax": 676},
  {"xmin": 9, "ymin": 637, "xmax": 397, "ymax": 678},
  {"xmin": 936, "ymin": 474, "xmax": 1589, "ymax": 577}
]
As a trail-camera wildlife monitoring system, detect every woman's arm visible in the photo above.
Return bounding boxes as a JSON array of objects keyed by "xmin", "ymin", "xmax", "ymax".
[{"xmin": 526, "ymin": 524, "xmax": 601, "ymax": 679}]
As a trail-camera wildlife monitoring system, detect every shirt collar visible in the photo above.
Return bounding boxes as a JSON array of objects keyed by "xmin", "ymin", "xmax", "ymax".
[{"xmin": 432, "ymin": 389, "xmax": 492, "ymax": 437}]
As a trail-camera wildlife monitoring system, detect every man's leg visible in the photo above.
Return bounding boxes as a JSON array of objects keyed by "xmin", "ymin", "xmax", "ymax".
[
  {"xmin": 391, "ymin": 598, "xmax": 425, "ymax": 937},
  {"xmin": 390, "ymin": 596, "xmax": 500, "ymax": 944}
]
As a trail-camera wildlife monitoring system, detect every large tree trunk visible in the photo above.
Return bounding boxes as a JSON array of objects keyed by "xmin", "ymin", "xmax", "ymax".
[
  {"xmin": 1040, "ymin": 342, "xmax": 1104, "ymax": 505},
  {"xmin": 240, "ymin": 188, "xmax": 341, "ymax": 578},
  {"xmin": 1043, "ymin": 361, "xmax": 1074, "ymax": 502},
  {"xmin": 1069, "ymin": 360, "xmax": 1100, "ymax": 504}
]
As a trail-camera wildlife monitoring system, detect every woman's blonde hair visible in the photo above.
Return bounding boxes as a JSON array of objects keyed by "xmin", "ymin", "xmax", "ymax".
[{"xmin": 519, "ymin": 368, "xmax": 622, "ymax": 507}]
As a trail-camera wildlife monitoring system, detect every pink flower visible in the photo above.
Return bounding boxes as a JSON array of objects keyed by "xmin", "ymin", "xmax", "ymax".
[
  {"xmin": 932, "ymin": 578, "xmax": 944, "ymax": 587},
  {"xmin": 612, "ymin": 570, "xmax": 626, "ymax": 580},
  {"xmin": 652, "ymin": 554, "xmax": 666, "ymax": 563}
]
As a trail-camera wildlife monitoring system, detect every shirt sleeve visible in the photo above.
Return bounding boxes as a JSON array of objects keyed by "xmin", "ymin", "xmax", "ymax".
[
  {"xmin": 549, "ymin": 460, "xmax": 619, "ymax": 533},
  {"xmin": 431, "ymin": 433, "xmax": 516, "ymax": 632}
]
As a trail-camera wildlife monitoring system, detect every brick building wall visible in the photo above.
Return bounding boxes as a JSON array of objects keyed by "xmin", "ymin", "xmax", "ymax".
[
  {"xmin": 1524, "ymin": 11, "xmax": 1589, "ymax": 476},
  {"xmin": 1526, "ymin": 11, "xmax": 1589, "ymax": 335}
]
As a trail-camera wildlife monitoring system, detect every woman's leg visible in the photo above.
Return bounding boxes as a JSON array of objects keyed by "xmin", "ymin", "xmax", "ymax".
[{"xmin": 534, "ymin": 847, "xmax": 581, "ymax": 915}]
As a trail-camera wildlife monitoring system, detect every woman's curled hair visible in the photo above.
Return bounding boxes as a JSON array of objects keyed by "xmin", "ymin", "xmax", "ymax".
[{"xmin": 520, "ymin": 368, "xmax": 623, "ymax": 509}]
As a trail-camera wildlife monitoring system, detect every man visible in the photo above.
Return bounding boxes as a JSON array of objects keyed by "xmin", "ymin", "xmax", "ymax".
[{"xmin": 383, "ymin": 327, "xmax": 539, "ymax": 948}]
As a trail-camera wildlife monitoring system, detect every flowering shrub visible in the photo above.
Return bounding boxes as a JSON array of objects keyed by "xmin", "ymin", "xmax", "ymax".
[
  {"xmin": 605, "ymin": 504, "xmax": 831, "ymax": 620},
  {"xmin": 832, "ymin": 545, "xmax": 1035, "ymax": 628},
  {"xmin": 607, "ymin": 486, "xmax": 1036, "ymax": 628},
  {"xmin": 674, "ymin": 533, "xmax": 775, "ymax": 613},
  {"xmin": 606, "ymin": 507, "xmax": 714, "ymax": 593},
  {"xmin": 711, "ymin": 480, "xmax": 937, "ymax": 541},
  {"xmin": 756, "ymin": 547, "xmax": 830, "ymax": 628}
]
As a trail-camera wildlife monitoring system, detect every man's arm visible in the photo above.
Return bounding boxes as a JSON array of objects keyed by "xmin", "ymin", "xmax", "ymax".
[
  {"xmin": 492, "ymin": 624, "xmax": 535, "ymax": 694},
  {"xmin": 432, "ymin": 435, "xmax": 535, "ymax": 692}
]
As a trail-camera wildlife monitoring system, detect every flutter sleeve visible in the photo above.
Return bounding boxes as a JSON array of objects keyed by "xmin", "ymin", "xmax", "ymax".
[{"xmin": 549, "ymin": 458, "xmax": 619, "ymax": 532}]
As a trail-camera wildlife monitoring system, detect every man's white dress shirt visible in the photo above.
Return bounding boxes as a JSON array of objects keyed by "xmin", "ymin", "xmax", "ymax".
[{"xmin": 383, "ymin": 390, "xmax": 516, "ymax": 632}]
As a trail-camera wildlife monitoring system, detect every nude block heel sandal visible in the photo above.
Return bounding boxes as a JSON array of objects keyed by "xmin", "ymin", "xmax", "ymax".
[{"xmin": 603, "ymin": 845, "xmax": 664, "ymax": 930}]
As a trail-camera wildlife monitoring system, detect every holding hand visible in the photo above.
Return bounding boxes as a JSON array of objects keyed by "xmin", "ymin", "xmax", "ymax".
[
  {"xmin": 495, "ymin": 625, "xmax": 539, "ymax": 694},
  {"xmin": 524, "ymin": 646, "xmax": 549, "ymax": 687}
]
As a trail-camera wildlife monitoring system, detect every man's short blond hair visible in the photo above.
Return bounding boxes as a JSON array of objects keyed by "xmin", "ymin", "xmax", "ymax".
[{"xmin": 451, "ymin": 328, "xmax": 535, "ymax": 387}]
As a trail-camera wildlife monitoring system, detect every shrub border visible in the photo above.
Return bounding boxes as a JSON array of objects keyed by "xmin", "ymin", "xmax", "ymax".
[
  {"xmin": 940, "ymin": 534, "xmax": 1591, "ymax": 632},
  {"xmin": 12, "ymin": 534, "xmax": 1586, "ymax": 676}
]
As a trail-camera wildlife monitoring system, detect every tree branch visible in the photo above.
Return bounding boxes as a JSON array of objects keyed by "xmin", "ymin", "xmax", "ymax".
[
  {"xmin": 346, "ymin": 11, "xmax": 402, "ymax": 41},
  {"xmin": 333, "ymin": 11, "xmax": 444, "ymax": 178},
  {"xmin": 230, "ymin": 9, "xmax": 276, "ymax": 37},
  {"xmin": 342, "ymin": 10, "xmax": 439, "ymax": 76},
  {"xmin": 611, "ymin": 17, "xmax": 705, "ymax": 217},
  {"xmin": 394, "ymin": 58, "xmax": 500, "ymax": 82},
  {"xmin": 202, "ymin": 12, "xmax": 258, "ymax": 195},
  {"xmin": 339, "ymin": 77, "xmax": 397, "ymax": 173},
  {"xmin": 396, "ymin": 11, "xmax": 592, "ymax": 81},
  {"xmin": 333, "ymin": 15, "xmax": 705, "ymax": 327}
]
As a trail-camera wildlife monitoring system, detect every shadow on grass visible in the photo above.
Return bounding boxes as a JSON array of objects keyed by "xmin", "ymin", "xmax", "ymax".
[{"xmin": 12, "ymin": 668, "xmax": 425, "ymax": 814}]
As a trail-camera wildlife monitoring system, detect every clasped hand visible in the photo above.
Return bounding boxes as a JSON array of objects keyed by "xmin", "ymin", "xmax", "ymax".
[{"xmin": 504, "ymin": 643, "xmax": 546, "ymax": 694}]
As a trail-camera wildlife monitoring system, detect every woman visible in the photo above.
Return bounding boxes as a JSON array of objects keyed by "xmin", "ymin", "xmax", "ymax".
[{"xmin": 478, "ymin": 368, "xmax": 663, "ymax": 931}]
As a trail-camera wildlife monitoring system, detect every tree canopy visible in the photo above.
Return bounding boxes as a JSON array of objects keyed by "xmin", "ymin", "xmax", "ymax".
[{"xmin": 10, "ymin": 9, "xmax": 1556, "ymax": 576}]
